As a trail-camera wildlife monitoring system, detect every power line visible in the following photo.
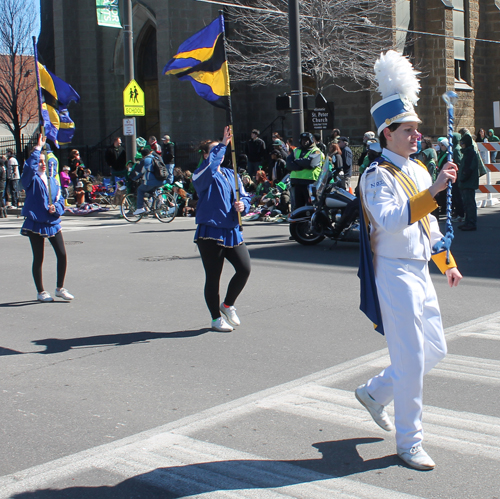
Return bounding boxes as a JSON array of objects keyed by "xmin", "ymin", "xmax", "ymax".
[{"xmin": 193, "ymin": 0, "xmax": 500, "ymax": 46}]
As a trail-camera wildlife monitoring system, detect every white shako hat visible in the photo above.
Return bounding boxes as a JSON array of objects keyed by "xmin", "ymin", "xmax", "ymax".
[{"xmin": 370, "ymin": 50, "xmax": 422, "ymax": 136}]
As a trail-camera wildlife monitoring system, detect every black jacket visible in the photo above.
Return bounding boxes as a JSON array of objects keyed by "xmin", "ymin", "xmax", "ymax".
[
  {"xmin": 105, "ymin": 145, "xmax": 127, "ymax": 171},
  {"xmin": 162, "ymin": 142, "xmax": 175, "ymax": 164},
  {"xmin": 246, "ymin": 138, "xmax": 266, "ymax": 162}
]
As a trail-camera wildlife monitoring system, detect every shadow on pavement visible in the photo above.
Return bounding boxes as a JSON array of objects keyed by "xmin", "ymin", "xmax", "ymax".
[
  {"xmin": 31, "ymin": 328, "xmax": 212, "ymax": 354},
  {"xmin": 10, "ymin": 438, "xmax": 403, "ymax": 498},
  {"xmin": 0, "ymin": 301, "xmax": 66, "ymax": 308},
  {"xmin": 0, "ymin": 346, "xmax": 25, "ymax": 356}
]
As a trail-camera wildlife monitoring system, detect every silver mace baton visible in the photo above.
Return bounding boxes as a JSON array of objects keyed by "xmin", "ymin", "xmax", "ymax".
[{"xmin": 432, "ymin": 91, "xmax": 458, "ymax": 264}]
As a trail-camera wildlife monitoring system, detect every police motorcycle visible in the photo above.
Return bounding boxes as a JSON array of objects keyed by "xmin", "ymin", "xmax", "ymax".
[{"xmin": 287, "ymin": 159, "xmax": 360, "ymax": 245}]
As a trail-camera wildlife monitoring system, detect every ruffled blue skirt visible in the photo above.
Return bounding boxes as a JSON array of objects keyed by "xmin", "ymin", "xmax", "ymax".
[
  {"xmin": 21, "ymin": 219, "xmax": 62, "ymax": 238},
  {"xmin": 194, "ymin": 224, "xmax": 243, "ymax": 248}
]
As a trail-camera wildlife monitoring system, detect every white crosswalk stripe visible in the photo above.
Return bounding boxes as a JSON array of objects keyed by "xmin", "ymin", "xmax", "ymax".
[{"xmin": 1, "ymin": 312, "xmax": 500, "ymax": 497}]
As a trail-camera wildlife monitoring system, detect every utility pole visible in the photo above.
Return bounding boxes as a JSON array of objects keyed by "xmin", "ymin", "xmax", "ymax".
[
  {"xmin": 288, "ymin": 0, "xmax": 304, "ymax": 145},
  {"xmin": 122, "ymin": 0, "xmax": 136, "ymax": 161}
]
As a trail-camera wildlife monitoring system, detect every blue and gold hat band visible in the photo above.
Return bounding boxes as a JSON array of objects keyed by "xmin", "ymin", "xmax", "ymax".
[{"xmin": 371, "ymin": 94, "xmax": 421, "ymax": 136}]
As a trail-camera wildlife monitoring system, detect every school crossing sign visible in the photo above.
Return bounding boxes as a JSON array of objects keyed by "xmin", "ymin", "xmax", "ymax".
[{"xmin": 123, "ymin": 80, "xmax": 145, "ymax": 116}]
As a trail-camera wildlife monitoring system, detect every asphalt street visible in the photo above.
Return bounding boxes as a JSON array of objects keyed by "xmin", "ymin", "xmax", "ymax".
[{"xmin": 1, "ymin": 200, "xmax": 500, "ymax": 498}]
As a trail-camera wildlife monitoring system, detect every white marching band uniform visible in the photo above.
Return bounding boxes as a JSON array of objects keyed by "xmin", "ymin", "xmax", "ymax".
[{"xmin": 359, "ymin": 148, "xmax": 456, "ymax": 452}]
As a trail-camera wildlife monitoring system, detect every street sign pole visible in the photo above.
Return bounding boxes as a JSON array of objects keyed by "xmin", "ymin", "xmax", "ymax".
[
  {"xmin": 288, "ymin": 0, "xmax": 304, "ymax": 145},
  {"xmin": 121, "ymin": 0, "xmax": 136, "ymax": 162}
]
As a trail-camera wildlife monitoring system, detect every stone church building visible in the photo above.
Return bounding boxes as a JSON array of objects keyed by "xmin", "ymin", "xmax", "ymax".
[{"xmin": 38, "ymin": 0, "xmax": 500, "ymax": 168}]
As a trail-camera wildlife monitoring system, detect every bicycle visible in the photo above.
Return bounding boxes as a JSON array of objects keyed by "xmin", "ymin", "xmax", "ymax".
[{"xmin": 121, "ymin": 187, "xmax": 178, "ymax": 223}]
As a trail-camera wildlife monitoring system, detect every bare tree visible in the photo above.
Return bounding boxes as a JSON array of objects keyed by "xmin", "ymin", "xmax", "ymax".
[
  {"xmin": 226, "ymin": 0, "xmax": 393, "ymax": 93},
  {"xmin": 0, "ymin": 0, "xmax": 38, "ymax": 159}
]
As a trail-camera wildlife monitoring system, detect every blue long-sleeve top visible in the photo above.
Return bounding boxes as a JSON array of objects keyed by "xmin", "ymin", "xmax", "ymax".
[
  {"xmin": 192, "ymin": 143, "xmax": 251, "ymax": 247},
  {"xmin": 20, "ymin": 147, "xmax": 65, "ymax": 237}
]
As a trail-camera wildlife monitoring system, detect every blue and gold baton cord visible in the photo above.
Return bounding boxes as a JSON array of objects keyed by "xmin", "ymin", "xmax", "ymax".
[{"xmin": 432, "ymin": 91, "xmax": 458, "ymax": 264}]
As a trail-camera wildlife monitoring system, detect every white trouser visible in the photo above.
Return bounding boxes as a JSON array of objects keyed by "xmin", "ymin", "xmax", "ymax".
[{"xmin": 366, "ymin": 255, "xmax": 447, "ymax": 451}]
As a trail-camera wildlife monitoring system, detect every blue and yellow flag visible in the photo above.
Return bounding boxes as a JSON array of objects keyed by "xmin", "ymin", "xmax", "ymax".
[
  {"xmin": 358, "ymin": 199, "xmax": 384, "ymax": 335},
  {"xmin": 37, "ymin": 62, "xmax": 80, "ymax": 147},
  {"xmin": 163, "ymin": 15, "xmax": 230, "ymax": 110}
]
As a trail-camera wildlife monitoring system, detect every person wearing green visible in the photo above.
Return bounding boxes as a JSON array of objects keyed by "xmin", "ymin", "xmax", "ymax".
[{"xmin": 487, "ymin": 129, "xmax": 499, "ymax": 162}]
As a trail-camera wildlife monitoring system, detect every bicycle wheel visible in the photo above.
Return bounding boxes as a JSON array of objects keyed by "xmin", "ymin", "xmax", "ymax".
[
  {"xmin": 121, "ymin": 193, "xmax": 142, "ymax": 222},
  {"xmin": 155, "ymin": 191, "xmax": 177, "ymax": 223}
]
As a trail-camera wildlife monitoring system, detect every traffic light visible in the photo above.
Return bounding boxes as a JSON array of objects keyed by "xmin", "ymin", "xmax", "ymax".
[{"xmin": 276, "ymin": 94, "xmax": 315, "ymax": 111}]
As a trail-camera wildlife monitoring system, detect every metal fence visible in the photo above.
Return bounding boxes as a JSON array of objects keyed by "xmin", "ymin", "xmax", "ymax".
[{"xmin": 0, "ymin": 134, "xmax": 38, "ymax": 162}]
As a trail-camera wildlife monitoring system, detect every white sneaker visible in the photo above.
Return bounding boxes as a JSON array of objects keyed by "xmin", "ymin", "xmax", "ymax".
[
  {"xmin": 211, "ymin": 316, "xmax": 233, "ymax": 332},
  {"xmin": 37, "ymin": 291, "xmax": 54, "ymax": 302},
  {"xmin": 397, "ymin": 445, "xmax": 436, "ymax": 470},
  {"xmin": 355, "ymin": 384, "xmax": 394, "ymax": 431},
  {"xmin": 219, "ymin": 303, "xmax": 240, "ymax": 326},
  {"xmin": 133, "ymin": 207, "xmax": 146, "ymax": 215},
  {"xmin": 55, "ymin": 288, "xmax": 74, "ymax": 300}
]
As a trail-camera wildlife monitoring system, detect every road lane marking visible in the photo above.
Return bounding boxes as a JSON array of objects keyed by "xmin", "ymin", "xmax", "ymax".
[{"xmin": 1, "ymin": 312, "xmax": 500, "ymax": 497}]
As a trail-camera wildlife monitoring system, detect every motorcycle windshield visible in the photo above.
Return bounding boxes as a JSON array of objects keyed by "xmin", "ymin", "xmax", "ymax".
[{"xmin": 315, "ymin": 160, "xmax": 331, "ymax": 198}]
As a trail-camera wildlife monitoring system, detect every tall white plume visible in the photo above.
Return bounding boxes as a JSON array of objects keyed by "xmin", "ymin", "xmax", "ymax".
[{"xmin": 374, "ymin": 50, "xmax": 420, "ymax": 104}]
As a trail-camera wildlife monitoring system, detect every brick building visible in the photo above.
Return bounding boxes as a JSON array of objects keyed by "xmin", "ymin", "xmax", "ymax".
[{"xmin": 38, "ymin": 0, "xmax": 500, "ymax": 164}]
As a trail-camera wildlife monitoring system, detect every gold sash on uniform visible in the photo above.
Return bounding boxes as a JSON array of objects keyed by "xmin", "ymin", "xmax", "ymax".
[{"xmin": 379, "ymin": 162, "xmax": 431, "ymax": 240}]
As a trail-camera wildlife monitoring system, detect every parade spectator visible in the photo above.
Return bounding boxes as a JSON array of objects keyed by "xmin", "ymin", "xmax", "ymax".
[
  {"xmin": 81, "ymin": 168, "xmax": 94, "ymax": 203},
  {"xmin": 133, "ymin": 146, "xmax": 166, "ymax": 215},
  {"xmin": 192, "ymin": 126, "xmax": 252, "ymax": 332},
  {"xmin": 173, "ymin": 166, "xmax": 184, "ymax": 184},
  {"xmin": 181, "ymin": 170, "xmax": 196, "ymax": 198},
  {"xmin": 161, "ymin": 135, "xmax": 175, "ymax": 184},
  {"xmin": 313, "ymin": 132, "xmax": 327, "ymax": 155},
  {"xmin": 236, "ymin": 154, "xmax": 248, "ymax": 175},
  {"xmin": 20, "ymin": 134, "xmax": 73, "ymax": 302},
  {"xmin": 486, "ymin": 129, "xmax": 499, "ymax": 162},
  {"xmin": 269, "ymin": 149, "xmax": 286, "ymax": 185},
  {"xmin": 271, "ymin": 131, "xmax": 286, "ymax": 149},
  {"xmin": 328, "ymin": 128, "xmax": 341, "ymax": 145},
  {"xmin": 327, "ymin": 142, "xmax": 343, "ymax": 174},
  {"xmin": 451, "ymin": 132, "xmax": 465, "ymax": 223},
  {"xmin": 148, "ymin": 135, "xmax": 162, "ymax": 155},
  {"xmin": 286, "ymin": 138, "xmax": 295, "ymax": 152},
  {"xmin": 418, "ymin": 136, "xmax": 437, "ymax": 165},
  {"xmin": 358, "ymin": 131, "xmax": 376, "ymax": 165},
  {"xmin": 105, "ymin": 137, "xmax": 127, "ymax": 184},
  {"xmin": 458, "ymin": 133, "xmax": 480, "ymax": 231},
  {"xmin": 0, "ymin": 157, "xmax": 7, "ymax": 218},
  {"xmin": 5, "ymin": 148, "xmax": 19, "ymax": 208},
  {"xmin": 68, "ymin": 149, "xmax": 84, "ymax": 188},
  {"xmin": 241, "ymin": 174, "xmax": 256, "ymax": 195},
  {"xmin": 357, "ymin": 50, "xmax": 462, "ymax": 471},
  {"xmin": 251, "ymin": 170, "xmax": 271, "ymax": 206},
  {"xmin": 286, "ymin": 132, "xmax": 323, "ymax": 211},
  {"xmin": 271, "ymin": 139, "xmax": 288, "ymax": 160},
  {"xmin": 475, "ymin": 128, "xmax": 486, "ymax": 142},
  {"xmin": 60, "ymin": 166, "xmax": 71, "ymax": 206},
  {"xmin": 337, "ymin": 136, "xmax": 353, "ymax": 190},
  {"xmin": 358, "ymin": 140, "xmax": 379, "ymax": 175},
  {"xmin": 74, "ymin": 181, "xmax": 85, "ymax": 207},
  {"xmin": 245, "ymin": 129, "xmax": 266, "ymax": 178}
]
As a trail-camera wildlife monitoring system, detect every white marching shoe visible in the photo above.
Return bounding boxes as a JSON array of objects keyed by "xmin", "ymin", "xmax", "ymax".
[
  {"xmin": 355, "ymin": 384, "xmax": 395, "ymax": 431},
  {"xmin": 397, "ymin": 445, "xmax": 436, "ymax": 470}
]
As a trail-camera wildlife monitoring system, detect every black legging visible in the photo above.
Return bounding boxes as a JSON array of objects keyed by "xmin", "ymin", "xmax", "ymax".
[
  {"xmin": 196, "ymin": 238, "xmax": 251, "ymax": 320},
  {"xmin": 28, "ymin": 231, "xmax": 67, "ymax": 292}
]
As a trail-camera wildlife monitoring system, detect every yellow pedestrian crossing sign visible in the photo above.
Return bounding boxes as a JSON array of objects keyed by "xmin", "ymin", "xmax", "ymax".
[{"xmin": 123, "ymin": 80, "xmax": 145, "ymax": 116}]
